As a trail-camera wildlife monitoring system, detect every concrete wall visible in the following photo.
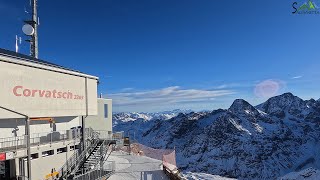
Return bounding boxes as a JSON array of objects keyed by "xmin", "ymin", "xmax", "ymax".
[
  {"xmin": 0, "ymin": 57, "xmax": 98, "ymax": 118},
  {"xmin": 14, "ymin": 140, "xmax": 80, "ymax": 180},
  {"xmin": 86, "ymin": 98, "xmax": 112, "ymax": 132}
]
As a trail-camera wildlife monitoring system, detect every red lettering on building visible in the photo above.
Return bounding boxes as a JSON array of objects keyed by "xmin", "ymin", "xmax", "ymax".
[
  {"xmin": 12, "ymin": 86, "xmax": 82, "ymax": 100},
  {"xmin": 13, "ymin": 86, "xmax": 23, "ymax": 96}
]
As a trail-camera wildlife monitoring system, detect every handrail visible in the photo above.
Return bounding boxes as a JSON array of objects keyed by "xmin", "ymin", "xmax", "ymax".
[
  {"xmin": 69, "ymin": 134, "xmax": 100, "ymax": 175},
  {"xmin": 73, "ymin": 142, "xmax": 114, "ymax": 180},
  {"xmin": 0, "ymin": 130, "xmax": 78, "ymax": 153},
  {"xmin": 55, "ymin": 129, "xmax": 121, "ymax": 179},
  {"xmin": 73, "ymin": 161, "xmax": 115, "ymax": 180},
  {"xmin": 78, "ymin": 138, "xmax": 111, "ymax": 174},
  {"xmin": 57, "ymin": 128, "xmax": 98, "ymax": 179}
]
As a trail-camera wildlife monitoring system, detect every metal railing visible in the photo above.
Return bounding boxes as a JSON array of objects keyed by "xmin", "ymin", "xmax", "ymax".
[
  {"xmin": 52, "ymin": 129, "xmax": 122, "ymax": 179},
  {"xmin": 0, "ymin": 130, "xmax": 81, "ymax": 152},
  {"xmin": 77, "ymin": 138, "xmax": 111, "ymax": 175},
  {"xmin": 68, "ymin": 130, "xmax": 119, "ymax": 179},
  {"xmin": 69, "ymin": 133, "xmax": 100, "ymax": 175},
  {"xmin": 73, "ymin": 161, "xmax": 115, "ymax": 180},
  {"xmin": 94, "ymin": 130, "xmax": 124, "ymax": 140},
  {"xmin": 57, "ymin": 129, "xmax": 99, "ymax": 179}
]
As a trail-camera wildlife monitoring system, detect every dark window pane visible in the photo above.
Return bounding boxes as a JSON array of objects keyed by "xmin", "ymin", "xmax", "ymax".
[{"xmin": 104, "ymin": 104, "xmax": 108, "ymax": 118}]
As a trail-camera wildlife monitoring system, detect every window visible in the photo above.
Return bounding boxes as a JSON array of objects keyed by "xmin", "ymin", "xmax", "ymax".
[
  {"xmin": 31, "ymin": 153, "xmax": 39, "ymax": 160},
  {"xmin": 57, "ymin": 147, "xmax": 67, "ymax": 154},
  {"xmin": 42, "ymin": 150, "xmax": 54, "ymax": 157},
  {"xmin": 75, "ymin": 144, "xmax": 80, "ymax": 150},
  {"xmin": 104, "ymin": 104, "xmax": 108, "ymax": 118}
]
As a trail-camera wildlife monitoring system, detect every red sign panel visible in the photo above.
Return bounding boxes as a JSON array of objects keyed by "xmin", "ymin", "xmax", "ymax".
[{"xmin": 0, "ymin": 153, "xmax": 6, "ymax": 161}]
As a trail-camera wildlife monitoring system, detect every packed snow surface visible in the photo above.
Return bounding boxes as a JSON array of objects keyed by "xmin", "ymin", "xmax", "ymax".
[
  {"xmin": 107, "ymin": 151, "xmax": 168, "ymax": 180},
  {"xmin": 182, "ymin": 172, "xmax": 237, "ymax": 180}
]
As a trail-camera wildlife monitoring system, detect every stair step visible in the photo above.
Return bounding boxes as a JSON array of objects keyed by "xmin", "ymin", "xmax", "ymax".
[
  {"xmin": 88, "ymin": 157, "xmax": 100, "ymax": 160},
  {"xmin": 65, "ymin": 140, "xmax": 107, "ymax": 177},
  {"xmin": 84, "ymin": 162, "xmax": 96, "ymax": 164},
  {"xmin": 88, "ymin": 156, "xmax": 101, "ymax": 159},
  {"xmin": 84, "ymin": 163, "xmax": 96, "ymax": 166},
  {"xmin": 87, "ymin": 159, "xmax": 99, "ymax": 162}
]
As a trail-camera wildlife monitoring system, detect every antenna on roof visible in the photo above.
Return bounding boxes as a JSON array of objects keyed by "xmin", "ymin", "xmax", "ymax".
[
  {"xmin": 15, "ymin": 35, "xmax": 22, "ymax": 53},
  {"xmin": 22, "ymin": 0, "xmax": 39, "ymax": 59},
  {"xmin": 15, "ymin": 35, "xmax": 19, "ymax": 53}
]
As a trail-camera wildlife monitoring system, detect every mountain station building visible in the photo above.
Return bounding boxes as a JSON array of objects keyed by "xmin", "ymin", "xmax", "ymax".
[{"xmin": 0, "ymin": 48, "xmax": 113, "ymax": 180}]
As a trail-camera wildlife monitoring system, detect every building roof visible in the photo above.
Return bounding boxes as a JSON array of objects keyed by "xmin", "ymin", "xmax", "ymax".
[{"xmin": 0, "ymin": 48, "xmax": 82, "ymax": 73}]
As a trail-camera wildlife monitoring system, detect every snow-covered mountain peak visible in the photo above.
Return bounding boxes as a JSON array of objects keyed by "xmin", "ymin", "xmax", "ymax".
[
  {"xmin": 113, "ymin": 93, "xmax": 320, "ymax": 179},
  {"xmin": 266, "ymin": 92, "xmax": 303, "ymax": 107},
  {"xmin": 256, "ymin": 92, "xmax": 307, "ymax": 118},
  {"xmin": 229, "ymin": 99, "xmax": 259, "ymax": 117}
]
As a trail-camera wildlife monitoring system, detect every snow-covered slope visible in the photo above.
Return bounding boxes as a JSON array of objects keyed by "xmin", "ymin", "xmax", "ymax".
[
  {"xmin": 113, "ymin": 93, "xmax": 320, "ymax": 179},
  {"xmin": 182, "ymin": 172, "xmax": 236, "ymax": 180},
  {"xmin": 113, "ymin": 109, "xmax": 192, "ymax": 139},
  {"xmin": 279, "ymin": 167, "xmax": 320, "ymax": 180}
]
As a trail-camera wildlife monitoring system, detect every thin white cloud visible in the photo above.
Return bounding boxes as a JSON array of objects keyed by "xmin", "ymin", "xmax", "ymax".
[
  {"xmin": 291, "ymin": 75, "xmax": 303, "ymax": 79},
  {"xmin": 213, "ymin": 82, "xmax": 257, "ymax": 91},
  {"xmin": 216, "ymin": 84, "xmax": 228, "ymax": 89},
  {"xmin": 120, "ymin": 87, "xmax": 135, "ymax": 92},
  {"xmin": 215, "ymin": 83, "xmax": 242, "ymax": 89},
  {"xmin": 108, "ymin": 86, "xmax": 235, "ymax": 110}
]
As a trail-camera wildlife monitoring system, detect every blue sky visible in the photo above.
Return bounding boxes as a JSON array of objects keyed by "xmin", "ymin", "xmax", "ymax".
[{"xmin": 1, "ymin": 0, "xmax": 320, "ymax": 112}]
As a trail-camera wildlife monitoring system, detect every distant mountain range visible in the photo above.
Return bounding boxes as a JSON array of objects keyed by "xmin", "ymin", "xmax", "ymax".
[
  {"xmin": 113, "ymin": 93, "xmax": 320, "ymax": 179},
  {"xmin": 113, "ymin": 109, "xmax": 193, "ymax": 138},
  {"xmin": 113, "ymin": 109, "xmax": 193, "ymax": 122}
]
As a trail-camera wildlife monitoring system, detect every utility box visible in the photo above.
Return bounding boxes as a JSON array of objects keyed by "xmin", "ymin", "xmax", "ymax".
[{"xmin": 124, "ymin": 137, "xmax": 130, "ymax": 146}]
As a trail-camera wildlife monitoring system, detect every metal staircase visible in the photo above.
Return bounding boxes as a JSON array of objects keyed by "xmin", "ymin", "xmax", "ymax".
[
  {"xmin": 56, "ymin": 129, "xmax": 115, "ymax": 180},
  {"xmin": 80, "ymin": 142, "xmax": 103, "ymax": 172},
  {"xmin": 72, "ymin": 139, "xmax": 113, "ymax": 180}
]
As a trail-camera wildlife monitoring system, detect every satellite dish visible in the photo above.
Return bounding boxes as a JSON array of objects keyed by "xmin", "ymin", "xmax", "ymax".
[{"xmin": 22, "ymin": 24, "xmax": 34, "ymax": 36}]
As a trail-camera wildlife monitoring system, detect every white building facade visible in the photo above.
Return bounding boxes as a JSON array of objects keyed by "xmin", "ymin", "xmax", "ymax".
[{"xmin": 0, "ymin": 49, "xmax": 113, "ymax": 180}]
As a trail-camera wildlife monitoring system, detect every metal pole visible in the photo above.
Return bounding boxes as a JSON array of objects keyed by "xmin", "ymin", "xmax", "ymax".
[
  {"xmin": 66, "ymin": 147, "xmax": 68, "ymax": 172},
  {"xmin": 26, "ymin": 117, "xmax": 32, "ymax": 180},
  {"xmin": 82, "ymin": 77, "xmax": 88, "ymax": 151},
  {"xmin": 82, "ymin": 116, "xmax": 86, "ymax": 152},
  {"xmin": 100, "ymin": 146, "xmax": 103, "ymax": 177},
  {"xmin": 0, "ymin": 106, "xmax": 31, "ymax": 179},
  {"xmin": 31, "ymin": 0, "xmax": 38, "ymax": 58}
]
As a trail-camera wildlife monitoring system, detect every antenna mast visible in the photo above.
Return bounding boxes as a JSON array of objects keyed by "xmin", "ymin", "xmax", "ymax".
[
  {"xmin": 24, "ymin": 0, "xmax": 39, "ymax": 58},
  {"xmin": 32, "ymin": 0, "xmax": 38, "ymax": 58}
]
